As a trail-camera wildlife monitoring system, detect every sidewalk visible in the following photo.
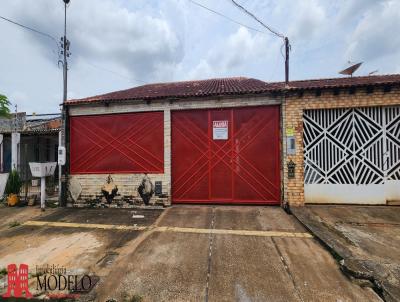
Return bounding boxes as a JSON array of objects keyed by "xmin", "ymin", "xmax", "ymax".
[
  {"xmin": 0, "ymin": 205, "xmax": 382, "ymax": 301},
  {"xmin": 292, "ymin": 205, "xmax": 400, "ymax": 302}
]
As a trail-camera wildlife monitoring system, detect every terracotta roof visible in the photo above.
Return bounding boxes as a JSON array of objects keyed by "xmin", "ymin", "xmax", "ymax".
[
  {"xmin": 66, "ymin": 74, "xmax": 400, "ymax": 105},
  {"xmin": 67, "ymin": 77, "xmax": 269, "ymax": 105},
  {"xmin": 267, "ymin": 74, "xmax": 400, "ymax": 91}
]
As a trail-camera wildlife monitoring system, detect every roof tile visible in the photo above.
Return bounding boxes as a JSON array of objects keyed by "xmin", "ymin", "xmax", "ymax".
[{"xmin": 66, "ymin": 74, "xmax": 400, "ymax": 105}]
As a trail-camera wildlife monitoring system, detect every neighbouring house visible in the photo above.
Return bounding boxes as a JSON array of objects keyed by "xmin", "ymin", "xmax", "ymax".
[
  {"xmin": 0, "ymin": 113, "xmax": 61, "ymax": 198},
  {"xmin": 65, "ymin": 75, "xmax": 400, "ymax": 207}
]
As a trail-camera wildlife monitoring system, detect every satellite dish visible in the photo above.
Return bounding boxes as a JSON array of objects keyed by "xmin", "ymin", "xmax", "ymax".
[{"xmin": 339, "ymin": 62, "xmax": 363, "ymax": 77}]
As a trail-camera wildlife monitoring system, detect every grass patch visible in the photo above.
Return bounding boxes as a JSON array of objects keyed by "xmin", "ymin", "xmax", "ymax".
[
  {"xmin": 124, "ymin": 294, "xmax": 143, "ymax": 302},
  {"xmin": 9, "ymin": 221, "xmax": 21, "ymax": 228}
]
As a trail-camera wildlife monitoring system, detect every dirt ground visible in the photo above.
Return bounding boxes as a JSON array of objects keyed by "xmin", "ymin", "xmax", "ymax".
[{"xmin": 0, "ymin": 205, "xmax": 382, "ymax": 301}]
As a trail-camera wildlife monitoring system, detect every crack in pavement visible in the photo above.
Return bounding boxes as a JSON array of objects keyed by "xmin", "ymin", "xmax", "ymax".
[
  {"xmin": 271, "ymin": 237, "xmax": 305, "ymax": 302},
  {"xmin": 205, "ymin": 206, "xmax": 216, "ymax": 302}
]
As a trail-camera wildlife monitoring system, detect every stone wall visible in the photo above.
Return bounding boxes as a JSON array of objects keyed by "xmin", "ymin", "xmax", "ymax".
[{"xmin": 0, "ymin": 113, "xmax": 25, "ymax": 132}]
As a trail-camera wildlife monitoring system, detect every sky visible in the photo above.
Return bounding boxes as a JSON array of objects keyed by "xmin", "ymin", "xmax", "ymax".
[{"xmin": 0, "ymin": 0, "xmax": 399, "ymax": 114}]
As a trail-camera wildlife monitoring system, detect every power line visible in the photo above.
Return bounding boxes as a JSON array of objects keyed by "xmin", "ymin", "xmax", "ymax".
[
  {"xmin": 229, "ymin": 0, "xmax": 290, "ymax": 83},
  {"xmin": 187, "ymin": 0, "xmax": 272, "ymax": 35},
  {"xmin": 229, "ymin": 0, "xmax": 285, "ymax": 39},
  {"xmin": 0, "ymin": 15, "xmax": 59, "ymax": 49},
  {"xmin": 0, "ymin": 14, "xmax": 147, "ymax": 86}
]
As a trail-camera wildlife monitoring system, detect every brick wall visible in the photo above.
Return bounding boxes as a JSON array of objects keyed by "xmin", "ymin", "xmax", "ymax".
[
  {"xmin": 283, "ymin": 86, "xmax": 400, "ymax": 206},
  {"xmin": 68, "ymin": 95, "xmax": 281, "ymax": 206}
]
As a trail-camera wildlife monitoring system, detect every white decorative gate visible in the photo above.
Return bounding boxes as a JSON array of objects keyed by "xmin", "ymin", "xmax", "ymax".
[{"xmin": 303, "ymin": 106, "xmax": 400, "ymax": 204}]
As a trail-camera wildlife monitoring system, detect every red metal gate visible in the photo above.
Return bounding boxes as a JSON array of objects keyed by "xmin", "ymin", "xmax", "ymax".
[
  {"xmin": 70, "ymin": 112, "xmax": 164, "ymax": 174},
  {"xmin": 171, "ymin": 106, "xmax": 280, "ymax": 204}
]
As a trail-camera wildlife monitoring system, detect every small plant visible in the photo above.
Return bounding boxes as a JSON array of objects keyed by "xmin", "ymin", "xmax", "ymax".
[
  {"xmin": 8, "ymin": 221, "xmax": 20, "ymax": 228},
  {"xmin": 0, "ymin": 267, "xmax": 7, "ymax": 277},
  {"xmin": 5, "ymin": 169, "xmax": 22, "ymax": 195}
]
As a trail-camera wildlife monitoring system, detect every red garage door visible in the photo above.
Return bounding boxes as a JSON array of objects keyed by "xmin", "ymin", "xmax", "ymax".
[
  {"xmin": 171, "ymin": 106, "xmax": 280, "ymax": 204},
  {"xmin": 70, "ymin": 112, "xmax": 164, "ymax": 174}
]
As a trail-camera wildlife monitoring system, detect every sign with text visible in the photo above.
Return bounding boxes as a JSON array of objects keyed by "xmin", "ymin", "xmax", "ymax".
[
  {"xmin": 213, "ymin": 120, "xmax": 228, "ymax": 140},
  {"xmin": 286, "ymin": 127, "xmax": 294, "ymax": 137}
]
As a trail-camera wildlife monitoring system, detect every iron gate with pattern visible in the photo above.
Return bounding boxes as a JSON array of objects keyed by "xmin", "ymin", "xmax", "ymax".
[
  {"xmin": 171, "ymin": 106, "xmax": 280, "ymax": 204},
  {"xmin": 303, "ymin": 106, "xmax": 400, "ymax": 204}
]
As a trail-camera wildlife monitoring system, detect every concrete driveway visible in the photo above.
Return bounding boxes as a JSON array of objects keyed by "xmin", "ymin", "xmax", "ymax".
[{"xmin": 0, "ymin": 205, "xmax": 381, "ymax": 301}]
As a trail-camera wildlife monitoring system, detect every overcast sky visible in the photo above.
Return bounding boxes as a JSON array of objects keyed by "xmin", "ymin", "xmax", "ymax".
[{"xmin": 0, "ymin": 0, "xmax": 399, "ymax": 114}]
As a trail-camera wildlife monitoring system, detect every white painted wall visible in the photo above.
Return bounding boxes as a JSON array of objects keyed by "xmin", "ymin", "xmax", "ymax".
[
  {"xmin": 11, "ymin": 132, "xmax": 20, "ymax": 171},
  {"xmin": 305, "ymin": 182, "xmax": 400, "ymax": 204}
]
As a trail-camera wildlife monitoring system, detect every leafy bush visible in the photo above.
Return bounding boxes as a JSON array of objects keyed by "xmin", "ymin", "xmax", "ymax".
[
  {"xmin": 5, "ymin": 169, "xmax": 22, "ymax": 195},
  {"xmin": 0, "ymin": 267, "xmax": 7, "ymax": 277}
]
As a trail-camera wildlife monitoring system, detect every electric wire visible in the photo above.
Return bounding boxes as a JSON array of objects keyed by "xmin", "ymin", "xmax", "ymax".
[
  {"xmin": 229, "ymin": 0, "xmax": 285, "ymax": 39},
  {"xmin": 187, "ymin": 0, "xmax": 271, "ymax": 35},
  {"xmin": 0, "ymin": 14, "xmax": 60, "ymax": 54},
  {"xmin": 0, "ymin": 14, "xmax": 147, "ymax": 86},
  {"xmin": 0, "ymin": 15, "xmax": 58, "ymax": 44}
]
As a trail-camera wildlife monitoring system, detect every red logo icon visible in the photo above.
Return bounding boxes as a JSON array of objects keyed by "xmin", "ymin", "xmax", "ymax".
[{"xmin": 2, "ymin": 264, "xmax": 33, "ymax": 298}]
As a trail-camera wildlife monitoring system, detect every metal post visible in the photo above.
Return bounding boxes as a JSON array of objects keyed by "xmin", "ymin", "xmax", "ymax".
[
  {"xmin": 23, "ymin": 144, "xmax": 28, "ymax": 204},
  {"xmin": 63, "ymin": 1, "xmax": 68, "ymax": 105},
  {"xmin": 58, "ymin": 130, "xmax": 62, "ymax": 202},
  {"xmin": 41, "ymin": 176, "xmax": 46, "ymax": 210},
  {"xmin": 285, "ymin": 37, "xmax": 289, "ymax": 85},
  {"xmin": 60, "ymin": 0, "xmax": 70, "ymax": 206}
]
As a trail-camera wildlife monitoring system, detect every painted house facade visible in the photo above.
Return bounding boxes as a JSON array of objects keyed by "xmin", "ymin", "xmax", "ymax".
[{"xmin": 65, "ymin": 75, "xmax": 400, "ymax": 207}]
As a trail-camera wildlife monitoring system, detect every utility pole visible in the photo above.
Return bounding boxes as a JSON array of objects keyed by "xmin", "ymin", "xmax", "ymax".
[
  {"xmin": 229, "ymin": 1, "xmax": 290, "ymax": 85},
  {"xmin": 285, "ymin": 37, "xmax": 290, "ymax": 85},
  {"xmin": 63, "ymin": 1, "xmax": 69, "ymax": 105},
  {"xmin": 60, "ymin": 0, "xmax": 70, "ymax": 206}
]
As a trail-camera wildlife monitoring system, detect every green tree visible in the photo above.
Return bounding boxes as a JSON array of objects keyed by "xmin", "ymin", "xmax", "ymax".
[{"xmin": 0, "ymin": 94, "xmax": 11, "ymax": 118}]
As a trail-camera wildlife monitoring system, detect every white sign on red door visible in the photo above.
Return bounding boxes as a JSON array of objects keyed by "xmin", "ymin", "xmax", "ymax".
[{"xmin": 213, "ymin": 120, "xmax": 228, "ymax": 140}]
